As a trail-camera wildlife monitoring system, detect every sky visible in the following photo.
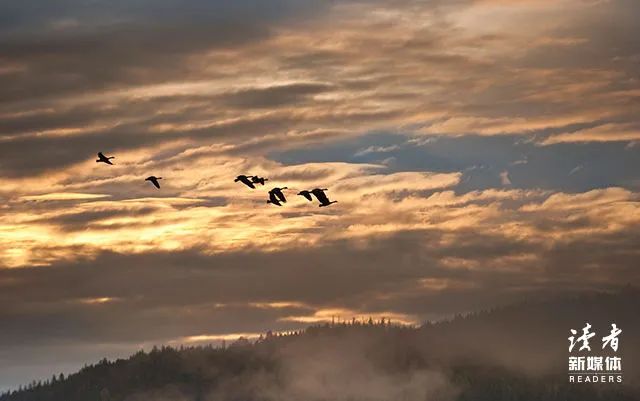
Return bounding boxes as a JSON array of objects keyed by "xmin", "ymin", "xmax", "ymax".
[{"xmin": 0, "ymin": 0, "xmax": 639, "ymax": 390}]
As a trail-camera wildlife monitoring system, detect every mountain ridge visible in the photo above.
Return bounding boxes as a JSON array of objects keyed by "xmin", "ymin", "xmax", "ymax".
[{"xmin": 3, "ymin": 288, "xmax": 638, "ymax": 401}]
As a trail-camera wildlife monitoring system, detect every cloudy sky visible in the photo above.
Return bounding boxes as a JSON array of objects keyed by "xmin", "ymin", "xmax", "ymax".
[{"xmin": 1, "ymin": 0, "xmax": 639, "ymax": 390}]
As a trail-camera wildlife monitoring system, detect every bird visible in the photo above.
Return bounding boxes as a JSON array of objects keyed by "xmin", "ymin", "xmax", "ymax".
[
  {"xmin": 96, "ymin": 152, "xmax": 115, "ymax": 165},
  {"xmin": 267, "ymin": 191, "xmax": 283, "ymax": 207},
  {"xmin": 269, "ymin": 187, "xmax": 288, "ymax": 203},
  {"xmin": 145, "ymin": 176, "xmax": 162, "ymax": 189},
  {"xmin": 251, "ymin": 176, "xmax": 269, "ymax": 186},
  {"xmin": 235, "ymin": 175, "xmax": 255, "ymax": 189},
  {"xmin": 311, "ymin": 188, "xmax": 337, "ymax": 207},
  {"xmin": 297, "ymin": 190, "xmax": 313, "ymax": 201}
]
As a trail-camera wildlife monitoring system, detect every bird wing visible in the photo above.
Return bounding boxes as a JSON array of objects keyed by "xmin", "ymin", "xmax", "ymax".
[
  {"xmin": 98, "ymin": 152, "xmax": 105, "ymax": 159},
  {"xmin": 152, "ymin": 179, "xmax": 160, "ymax": 189},
  {"xmin": 300, "ymin": 192, "xmax": 313, "ymax": 201},
  {"xmin": 104, "ymin": 159, "xmax": 113, "ymax": 165},
  {"xmin": 312, "ymin": 189, "xmax": 330, "ymax": 203},
  {"xmin": 269, "ymin": 192, "xmax": 281, "ymax": 205},
  {"xmin": 275, "ymin": 189, "xmax": 287, "ymax": 203},
  {"xmin": 240, "ymin": 177, "xmax": 255, "ymax": 189}
]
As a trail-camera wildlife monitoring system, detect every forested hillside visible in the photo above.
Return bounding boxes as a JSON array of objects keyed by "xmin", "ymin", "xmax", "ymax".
[{"xmin": 3, "ymin": 288, "xmax": 638, "ymax": 401}]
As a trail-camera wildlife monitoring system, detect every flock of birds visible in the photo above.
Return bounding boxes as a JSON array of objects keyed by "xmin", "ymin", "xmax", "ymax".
[
  {"xmin": 233, "ymin": 174, "xmax": 337, "ymax": 207},
  {"xmin": 97, "ymin": 152, "xmax": 337, "ymax": 207}
]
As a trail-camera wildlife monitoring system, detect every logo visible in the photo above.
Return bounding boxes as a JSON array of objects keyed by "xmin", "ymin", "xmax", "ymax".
[{"xmin": 568, "ymin": 323, "xmax": 623, "ymax": 383}]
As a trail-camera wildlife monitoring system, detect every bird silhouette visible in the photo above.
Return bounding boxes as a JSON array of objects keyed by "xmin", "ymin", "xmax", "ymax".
[
  {"xmin": 145, "ymin": 176, "xmax": 162, "ymax": 189},
  {"xmin": 235, "ymin": 175, "xmax": 256, "ymax": 189},
  {"xmin": 96, "ymin": 152, "xmax": 115, "ymax": 165},
  {"xmin": 251, "ymin": 176, "xmax": 269, "ymax": 186},
  {"xmin": 297, "ymin": 190, "xmax": 313, "ymax": 201},
  {"xmin": 311, "ymin": 188, "xmax": 337, "ymax": 207},
  {"xmin": 270, "ymin": 187, "xmax": 288, "ymax": 203},
  {"xmin": 267, "ymin": 191, "xmax": 283, "ymax": 206}
]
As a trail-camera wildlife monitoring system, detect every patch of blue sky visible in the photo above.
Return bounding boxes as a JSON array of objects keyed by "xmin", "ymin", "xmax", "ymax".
[{"xmin": 270, "ymin": 132, "xmax": 640, "ymax": 193}]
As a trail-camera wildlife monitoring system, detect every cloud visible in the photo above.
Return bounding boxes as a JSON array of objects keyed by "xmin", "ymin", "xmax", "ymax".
[
  {"xmin": 0, "ymin": 151, "xmax": 462, "ymax": 267},
  {"xmin": 500, "ymin": 170, "xmax": 512, "ymax": 186},
  {"xmin": 2, "ymin": 186, "xmax": 638, "ymax": 339},
  {"xmin": 353, "ymin": 144, "xmax": 402, "ymax": 157},
  {"xmin": 0, "ymin": 0, "xmax": 637, "ymax": 179},
  {"xmin": 1, "ymin": 0, "xmax": 640, "ymax": 390},
  {"xmin": 1, "ymin": 193, "xmax": 638, "ymax": 386},
  {"xmin": 1, "ymin": 183, "xmax": 639, "ymax": 389},
  {"xmin": 568, "ymin": 164, "xmax": 583, "ymax": 176},
  {"xmin": 542, "ymin": 123, "xmax": 640, "ymax": 144},
  {"xmin": 221, "ymin": 82, "xmax": 333, "ymax": 109},
  {"xmin": 19, "ymin": 193, "xmax": 111, "ymax": 201}
]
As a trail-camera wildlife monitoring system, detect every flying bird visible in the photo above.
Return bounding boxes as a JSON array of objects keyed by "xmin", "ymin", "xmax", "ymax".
[
  {"xmin": 270, "ymin": 187, "xmax": 288, "ymax": 203},
  {"xmin": 235, "ymin": 175, "xmax": 256, "ymax": 189},
  {"xmin": 96, "ymin": 152, "xmax": 115, "ymax": 165},
  {"xmin": 251, "ymin": 176, "xmax": 269, "ymax": 186},
  {"xmin": 267, "ymin": 191, "xmax": 283, "ymax": 207},
  {"xmin": 145, "ymin": 176, "xmax": 162, "ymax": 189},
  {"xmin": 311, "ymin": 188, "xmax": 337, "ymax": 207},
  {"xmin": 297, "ymin": 190, "xmax": 313, "ymax": 201}
]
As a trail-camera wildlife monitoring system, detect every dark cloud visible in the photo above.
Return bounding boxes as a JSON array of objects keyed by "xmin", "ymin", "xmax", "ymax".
[
  {"xmin": 0, "ymin": 25, "xmax": 250, "ymax": 104},
  {"xmin": 0, "ymin": 113, "xmax": 289, "ymax": 176},
  {"xmin": 34, "ymin": 207, "xmax": 160, "ymax": 232},
  {"xmin": 519, "ymin": 0, "xmax": 640, "ymax": 73},
  {"xmin": 2, "ymin": 224, "xmax": 638, "ymax": 347},
  {"xmin": 0, "ymin": 104, "xmax": 405, "ymax": 177},
  {"xmin": 2, "ymin": 0, "xmax": 637, "ymax": 179},
  {"xmin": 0, "ymin": 1, "xmax": 327, "ymax": 33},
  {"xmin": 221, "ymin": 83, "xmax": 333, "ymax": 109},
  {"xmin": 1, "ymin": 222, "xmax": 638, "ymax": 389},
  {"xmin": 0, "ymin": 1, "xmax": 329, "ymax": 107},
  {"xmin": 1, "ymin": 0, "xmax": 640, "ymax": 392}
]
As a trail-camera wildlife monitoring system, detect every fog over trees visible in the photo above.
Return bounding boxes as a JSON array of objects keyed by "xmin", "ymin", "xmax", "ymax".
[{"xmin": 2, "ymin": 289, "xmax": 638, "ymax": 401}]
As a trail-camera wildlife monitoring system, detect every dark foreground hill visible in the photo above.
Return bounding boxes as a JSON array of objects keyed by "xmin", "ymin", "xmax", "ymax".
[{"xmin": 2, "ymin": 288, "xmax": 639, "ymax": 401}]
